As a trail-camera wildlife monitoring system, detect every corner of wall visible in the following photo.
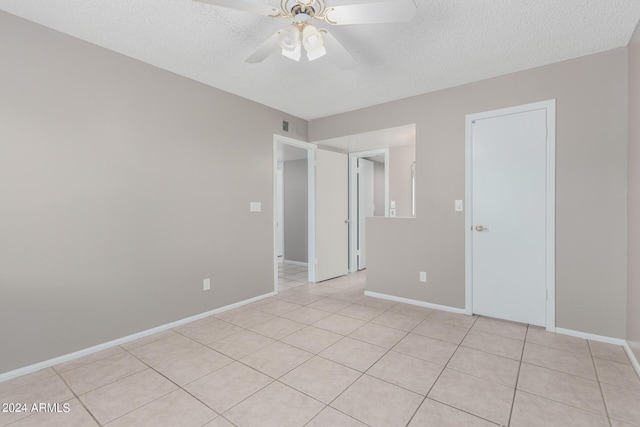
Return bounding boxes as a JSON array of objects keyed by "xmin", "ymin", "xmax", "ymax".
[{"xmin": 627, "ymin": 18, "xmax": 640, "ymax": 366}]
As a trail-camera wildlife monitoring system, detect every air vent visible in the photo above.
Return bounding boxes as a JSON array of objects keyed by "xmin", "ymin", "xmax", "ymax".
[{"xmin": 282, "ymin": 120, "xmax": 289, "ymax": 132}]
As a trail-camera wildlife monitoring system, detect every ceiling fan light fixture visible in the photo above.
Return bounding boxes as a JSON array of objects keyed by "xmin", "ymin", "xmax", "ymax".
[
  {"xmin": 306, "ymin": 44, "xmax": 326, "ymax": 61},
  {"xmin": 302, "ymin": 24, "xmax": 326, "ymax": 61},
  {"xmin": 278, "ymin": 25, "xmax": 300, "ymax": 52},
  {"xmin": 281, "ymin": 43, "xmax": 302, "ymax": 61},
  {"xmin": 278, "ymin": 25, "xmax": 302, "ymax": 61}
]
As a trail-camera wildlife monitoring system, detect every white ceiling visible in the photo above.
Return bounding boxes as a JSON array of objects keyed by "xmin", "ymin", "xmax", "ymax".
[{"xmin": 1, "ymin": 1, "xmax": 639, "ymax": 120}]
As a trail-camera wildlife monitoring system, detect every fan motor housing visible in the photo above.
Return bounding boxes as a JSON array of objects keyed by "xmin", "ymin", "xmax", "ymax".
[{"xmin": 291, "ymin": 4, "xmax": 315, "ymax": 17}]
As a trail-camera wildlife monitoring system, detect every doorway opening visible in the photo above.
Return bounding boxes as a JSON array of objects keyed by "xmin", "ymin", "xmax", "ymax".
[
  {"xmin": 349, "ymin": 149, "xmax": 389, "ymax": 272},
  {"xmin": 273, "ymin": 135, "xmax": 317, "ymax": 293},
  {"xmin": 314, "ymin": 124, "xmax": 417, "ymax": 274}
]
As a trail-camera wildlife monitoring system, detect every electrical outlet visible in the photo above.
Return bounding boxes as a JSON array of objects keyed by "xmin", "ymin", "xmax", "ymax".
[
  {"xmin": 455, "ymin": 200, "xmax": 463, "ymax": 211},
  {"xmin": 419, "ymin": 271, "xmax": 427, "ymax": 282},
  {"xmin": 250, "ymin": 202, "xmax": 262, "ymax": 212},
  {"xmin": 203, "ymin": 278, "xmax": 210, "ymax": 291}
]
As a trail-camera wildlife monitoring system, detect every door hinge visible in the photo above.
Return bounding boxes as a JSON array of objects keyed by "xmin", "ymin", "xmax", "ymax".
[{"xmin": 356, "ymin": 250, "xmax": 361, "ymax": 256}]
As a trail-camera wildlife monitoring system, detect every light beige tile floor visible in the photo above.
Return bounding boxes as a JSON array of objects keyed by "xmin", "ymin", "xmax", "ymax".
[{"xmin": 1, "ymin": 264, "xmax": 639, "ymax": 426}]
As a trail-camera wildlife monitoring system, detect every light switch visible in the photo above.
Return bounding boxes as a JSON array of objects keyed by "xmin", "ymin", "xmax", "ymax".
[
  {"xmin": 455, "ymin": 200, "xmax": 463, "ymax": 211},
  {"xmin": 250, "ymin": 202, "xmax": 262, "ymax": 212}
]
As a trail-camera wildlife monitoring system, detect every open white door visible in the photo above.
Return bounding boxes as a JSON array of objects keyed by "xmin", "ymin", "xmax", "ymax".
[
  {"xmin": 348, "ymin": 149, "xmax": 389, "ymax": 273},
  {"xmin": 316, "ymin": 149, "xmax": 349, "ymax": 282},
  {"xmin": 357, "ymin": 158, "xmax": 375, "ymax": 270}
]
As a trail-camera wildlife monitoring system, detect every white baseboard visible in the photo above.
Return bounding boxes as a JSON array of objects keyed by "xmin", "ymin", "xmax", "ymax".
[
  {"xmin": 283, "ymin": 260, "xmax": 308, "ymax": 267},
  {"xmin": 555, "ymin": 327, "xmax": 640, "ymax": 378},
  {"xmin": 623, "ymin": 341, "xmax": 640, "ymax": 378},
  {"xmin": 0, "ymin": 291, "xmax": 277, "ymax": 384},
  {"xmin": 554, "ymin": 327, "xmax": 626, "ymax": 346},
  {"xmin": 364, "ymin": 291, "xmax": 467, "ymax": 315}
]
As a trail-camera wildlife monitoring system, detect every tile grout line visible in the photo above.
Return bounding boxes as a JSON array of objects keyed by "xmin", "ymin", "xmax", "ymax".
[
  {"xmin": 168, "ymin": 314, "xmax": 296, "ymax": 422},
  {"xmin": 279, "ymin": 289, "xmax": 520, "ymax": 426},
  {"xmin": 402, "ymin": 358, "xmax": 447, "ymax": 425},
  {"xmin": 189, "ymin": 358, "xmax": 275, "ymax": 424},
  {"xmin": 403, "ymin": 313, "xmax": 487, "ymax": 426},
  {"xmin": 276, "ymin": 273, "xmax": 376, "ymax": 427},
  {"xmin": 215, "ymin": 275, "xmax": 366, "ymax": 425},
  {"xmin": 179, "ymin": 282, "xmax": 361, "ymax": 424},
  {"xmin": 514, "ymin": 331, "xmax": 617, "ymax": 422},
  {"xmin": 106, "ymin": 347, "xmax": 213, "ymax": 426},
  {"xmin": 587, "ymin": 340, "xmax": 614, "ymax": 427},
  {"xmin": 136, "ymin": 327, "xmax": 302, "ymax": 427},
  {"xmin": 284, "ymin": 289, "xmax": 430, "ymax": 426},
  {"xmin": 52, "ymin": 351, "xmax": 116, "ymax": 427},
  {"xmin": 153, "ymin": 323, "xmax": 280, "ymax": 424},
  {"xmin": 506, "ymin": 324, "xmax": 528, "ymax": 427},
  {"xmin": 316, "ymin": 317, "xmax": 414, "ymax": 425}
]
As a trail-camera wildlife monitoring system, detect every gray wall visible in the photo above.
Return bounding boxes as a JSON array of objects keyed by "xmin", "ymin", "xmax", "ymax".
[
  {"xmin": 373, "ymin": 161, "xmax": 385, "ymax": 216},
  {"xmin": 0, "ymin": 12, "xmax": 307, "ymax": 374},
  {"xmin": 628, "ymin": 25, "xmax": 640, "ymax": 360},
  {"xmin": 311, "ymin": 49, "xmax": 629, "ymax": 338},
  {"xmin": 283, "ymin": 160, "xmax": 308, "ymax": 263},
  {"xmin": 389, "ymin": 145, "xmax": 416, "ymax": 217}
]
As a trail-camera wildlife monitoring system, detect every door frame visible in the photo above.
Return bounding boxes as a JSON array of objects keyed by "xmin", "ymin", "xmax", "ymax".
[
  {"xmin": 464, "ymin": 100, "xmax": 556, "ymax": 332},
  {"xmin": 348, "ymin": 149, "xmax": 389, "ymax": 273},
  {"xmin": 276, "ymin": 162, "xmax": 284, "ymax": 257},
  {"xmin": 273, "ymin": 135, "xmax": 317, "ymax": 292}
]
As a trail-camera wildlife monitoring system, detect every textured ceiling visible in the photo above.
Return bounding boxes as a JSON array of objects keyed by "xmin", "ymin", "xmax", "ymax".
[{"xmin": 1, "ymin": 1, "xmax": 639, "ymax": 120}]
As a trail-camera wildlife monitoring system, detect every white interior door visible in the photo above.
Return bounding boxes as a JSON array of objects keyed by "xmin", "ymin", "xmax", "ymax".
[
  {"xmin": 358, "ymin": 159, "xmax": 375, "ymax": 270},
  {"xmin": 471, "ymin": 108, "xmax": 548, "ymax": 326},
  {"xmin": 316, "ymin": 149, "xmax": 348, "ymax": 282}
]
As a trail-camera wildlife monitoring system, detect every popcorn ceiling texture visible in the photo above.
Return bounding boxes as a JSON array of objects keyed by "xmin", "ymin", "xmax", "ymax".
[{"xmin": 0, "ymin": 0, "xmax": 639, "ymax": 120}]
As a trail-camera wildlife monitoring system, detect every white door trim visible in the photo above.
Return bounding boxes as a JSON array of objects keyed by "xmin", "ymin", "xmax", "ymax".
[
  {"xmin": 276, "ymin": 162, "xmax": 284, "ymax": 257},
  {"xmin": 348, "ymin": 148, "xmax": 389, "ymax": 273},
  {"xmin": 464, "ymin": 100, "xmax": 556, "ymax": 332},
  {"xmin": 273, "ymin": 135, "xmax": 317, "ymax": 292}
]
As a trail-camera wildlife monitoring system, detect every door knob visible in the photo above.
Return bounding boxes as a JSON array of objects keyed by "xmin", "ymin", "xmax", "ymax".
[
  {"xmin": 475, "ymin": 225, "xmax": 488, "ymax": 232},
  {"xmin": 345, "ymin": 219, "xmax": 350, "ymax": 224}
]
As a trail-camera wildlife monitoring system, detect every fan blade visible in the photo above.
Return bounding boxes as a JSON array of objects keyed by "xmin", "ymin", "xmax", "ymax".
[
  {"xmin": 320, "ymin": 30, "xmax": 357, "ymax": 69},
  {"xmin": 324, "ymin": 0, "xmax": 416, "ymax": 25},
  {"xmin": 246, "ymin": 31, "xmax": 281, "ymax": 63},
  {"xmin": 195, "ymin": 0, "xmax": 279, "ymax": 17}
]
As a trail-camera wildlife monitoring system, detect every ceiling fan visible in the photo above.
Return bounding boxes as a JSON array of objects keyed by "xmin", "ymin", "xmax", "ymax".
[{"xmin": 195, "ymin": 0, "xmax": 417, "ymax": 68}]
